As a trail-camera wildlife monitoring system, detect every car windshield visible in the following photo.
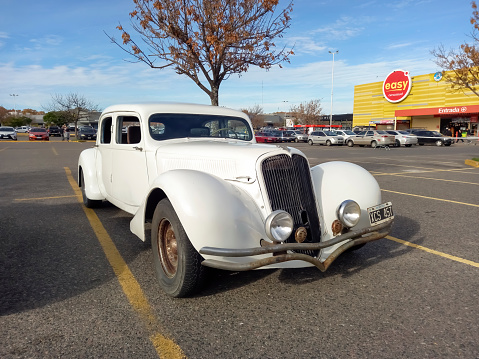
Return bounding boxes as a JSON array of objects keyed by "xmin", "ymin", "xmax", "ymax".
[
  {"xmin": 0, "ymin": 127, "xmax": 14, "ymax": 131},
  {"xmin": 376, "ymin": 130, "xmax": 388, "ymax": 134},
  {"xmin": 324, "ymin": 131, "xmax": 337, "ymax": 136},
  {"xmin": 80, "ymin": 128, "xmax": 96, "ymax": 134},
  {"xmin": 31, "ymin": 128, "xmax": 46, "ymax": 132},
  {"xmin": 343, "ymin": 130, "xmax": 356, "ymax": 135},
  {"xmin": 149, "ymin": 113, "xmax": 253, "ymax": 141},
  {"xmin": 397, "ymin": 131, "xmax": 409, "ymax": 134}
]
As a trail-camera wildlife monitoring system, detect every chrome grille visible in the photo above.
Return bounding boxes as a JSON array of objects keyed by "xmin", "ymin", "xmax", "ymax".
[{"xmin": 261, "ymin": 154, "xmax": 321, "ymax": 256}]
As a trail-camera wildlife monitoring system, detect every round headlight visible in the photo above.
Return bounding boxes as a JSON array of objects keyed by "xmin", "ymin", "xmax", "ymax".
[
  {"xmin": 337, "ymin": 200, "xmax": 361, "ymax": 228},
  {"xmin": 265, "ymin": 210, "xmax": 294, "ymax": 243}
]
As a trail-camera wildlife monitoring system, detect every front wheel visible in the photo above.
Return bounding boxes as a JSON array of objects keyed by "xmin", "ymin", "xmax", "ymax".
[
  {"xmin": 81, "ymin": 172, "xmax": 101, "ymax": 208},
  {"xmin": 395, "ymin": 140, "xmax": 401, "ymax": 147},
  {"xmin": 371, "ymin": 140, "xmax": 377, "ymax": 148},
  {"xmin": 347, "ymin": 140, "xmax": 354, "ymax": 147},
  {"xmin": 326, "ymin": 140, "xmax": 332, "ymax": 146},
  {"xmin": 308, "ymin": 139, "xmax": 314, "ymax": 146},
  {"xmin": 151, "ymin": 199, "xmax": 205, "ymax": 297},
  {"xmin": 435, "ymin": 140, "xmax": 443, "ymax": 146}
]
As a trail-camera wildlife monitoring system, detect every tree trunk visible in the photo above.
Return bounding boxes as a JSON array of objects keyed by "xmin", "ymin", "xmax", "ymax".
[{"xmin": 210, "ymin": 85, "xmax": 219, "ymax": 106}]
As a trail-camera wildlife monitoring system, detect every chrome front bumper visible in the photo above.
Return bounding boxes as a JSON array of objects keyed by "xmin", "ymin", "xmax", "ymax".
[{"xmin": 200, "ymin": 218, "xmax": 394, "ymax": 272}]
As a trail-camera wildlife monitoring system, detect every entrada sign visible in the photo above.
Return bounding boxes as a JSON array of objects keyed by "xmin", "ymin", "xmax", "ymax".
[{"xmin": 383, "ymin": 69, "xmax": 411, "ymax": 103}]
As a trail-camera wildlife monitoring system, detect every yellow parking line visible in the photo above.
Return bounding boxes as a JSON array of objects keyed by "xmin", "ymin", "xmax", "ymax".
[
  {"xmin": 381, "ymin": 189, "xmax": 479, "ymax": 207},
  {"xmin": 14, "ymin": 195, "xmax": 78, "ymax": 201},
  {"xmin": 63, "ymin": 167, "xmax": 186, "ymax": 359},
  {"xmin": 374, "ymin": 167, "xmax": 472, "ymax": 176},
  {"xmin": 387, "ymin": 236, "xmax": 479, "ymax": 268},
  {"xmin": 379, "ymin": 174, "xmax": 479, "ymax": 186}
]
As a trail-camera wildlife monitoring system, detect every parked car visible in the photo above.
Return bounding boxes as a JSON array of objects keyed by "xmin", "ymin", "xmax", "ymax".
[
  {"xmin": 385, "ymin": 130, "xmax": 418, "ymax": 147},
  {"xmin": 278, "ymin": 130, "xmax": 296, "ymax": 142},
  {"xmin": 334, "ymin": 130, "xmax": 359, "ymax": 141},
  {"xmin": 292, "ymin": 131, "xmax": 308, "ymax": 142},
  {"xmin": 48, "ymin": 126, "xmax": 62, "ymax": 137},
  {"xmin": 28, "ymin": 127, "xmax": 49, "ymax": 141},
  {"xmin": 78, "ymin": 103, "xmax": 394, "ymax": 297},
  {"xmin": 255, "ymin": 131, "xmax": 281, "ymax": 143},
  {"xmin": 413, "ymin": 130, "xmax": 454, "ymax": 146},
  {"xmin": 308, "ymin": 130, "xmax": 345, "ymax": 146},
  {"xmin": 78, "ymin": 126, "xmax": 97, "ymax": 140},
  {"xmin": 0, "ymin": 126, "xmax": 17, "ymax": 141},
  {"xmin": 346, "ymin": 130, "xmax": 395, "ymax": 148},
  {"xmin": 15, "ymin": 126, "xmax": 30, "ymax": 133}
]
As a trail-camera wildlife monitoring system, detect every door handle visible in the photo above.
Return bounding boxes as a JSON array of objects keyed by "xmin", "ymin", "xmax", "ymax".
[{"xmin": 133, "ymin": 146, "xmax": 143, "ymax": 151}]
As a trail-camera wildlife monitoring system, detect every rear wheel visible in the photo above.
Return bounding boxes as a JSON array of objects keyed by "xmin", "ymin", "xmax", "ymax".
[
  {"xmin": 326, "ymin": 140, "xmax": 332, "ymax": 146},
  {"xmin": 371, "ymin": 140, "xmax": 377, "ymax": 148},
  {"xmin": 151, "ymin": 199, "xmax": 205, "ymax": 297},
  {"xmin": 308, "ymin": 139, "xmax": 314, "ymax": 146},
  {"xmin": 395, "ymin": 139, "xmax": 401, "ymax": 147},
  {"xmin": 435, "ymin": 140, "xmax": 443, "ymax": 146},
  {"xmin": 347, "ymin": 140, "xmax": 354, "ymax": 147}
]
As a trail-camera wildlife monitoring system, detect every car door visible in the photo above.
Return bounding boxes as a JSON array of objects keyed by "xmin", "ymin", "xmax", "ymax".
[
  {"xmin": 96, "ymin": 116, "xmax": 113, "ymax": 197},
  {"xmin": 110, "ymin": 113, "xmax": 149, "ymax": 207}
]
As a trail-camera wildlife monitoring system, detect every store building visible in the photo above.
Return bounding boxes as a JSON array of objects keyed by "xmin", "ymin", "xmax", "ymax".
[{"xmin": 353, "ymin": 69, "xmax": 478, "ymax": 136}]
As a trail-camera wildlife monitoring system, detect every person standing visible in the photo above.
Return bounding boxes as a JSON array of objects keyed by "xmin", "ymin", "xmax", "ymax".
[{"xmin": 62, "ymin": 124, "xmax": 66, "ymax": 141}]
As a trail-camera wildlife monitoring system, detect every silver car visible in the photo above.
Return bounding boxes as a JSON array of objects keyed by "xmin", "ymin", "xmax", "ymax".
[
  {"xmin": 292, "ymin": 130, "xmax": 308, "ymax": 142},
  {"xmin": 308, "ymin": 130, "xmax": 345, "ymax": 146},
  {"xmin": 346, "ymin": 130, "xmax": 395, "ymax": 148},
  {"xmin": 385, "ymin": 130, "xmax": 418, "ymax": 147},
  {"xmin": 0, "ymin": 126, "xmax": 17, "ymax": 141},
  {"xmin": 334, "ymin": 130, "xmax": 358, "ymax": 141}
]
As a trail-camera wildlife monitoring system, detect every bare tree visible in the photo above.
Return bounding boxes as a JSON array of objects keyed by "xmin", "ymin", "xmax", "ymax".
[
  {"xmin": 108, "ymin": 0, "xmax": 294, "ymax": 106},
  {"xmin": 242, "ymin": 104, "xmax": 264, "ymax": 129},
  {"xmin": 44, "ymin": 93, "xmax": 99, "ymax": 137},
  {"xmin": 431, "ymin": 1, "xmax": 479, "ymax": 97},
  {"xmin": 289, "ymin": 99, "xmax": 322, "ymax": 125}
]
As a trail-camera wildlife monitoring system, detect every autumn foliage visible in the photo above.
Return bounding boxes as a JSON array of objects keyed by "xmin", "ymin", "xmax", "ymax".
[
  {"xmin": 109, "ymin": 0, "xmax": 294, "ymax": 105},
  {"xmin": 432, "ymin": 1, "xmax": 479, "ymax": 97}
]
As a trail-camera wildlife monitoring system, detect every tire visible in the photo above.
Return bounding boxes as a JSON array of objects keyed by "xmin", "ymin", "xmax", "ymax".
[
  {"xmin": 151, "ymin": 198, "xmax": 205, "ymax": 297},
  {"xmin": 371, "ymin": 141, "xmax": 377, "ymax": 148},
  {"xmin": 347, "ymin": 140, "xmax": 354, "ymax": 147},
  {"xmin": 395, "ymin": 140, "xmax": 401, "ymax": 147},
  {"xmin": 81, "ymin": 172, "xmax": 101, "ymax": 208},
  {"xmin": 308, "ymin": 139, "xmax": 314, "ymax": 146},
  {"xmin": 295, "ymin": 138, "xmax": 299, "ymax": 143},
  {"xmin": 326, "ymin": 140, "xmax": 332, "ymax": 146},
  {"xmin": 435, "ymin": 140, "xmax": 443, "ymax": 146}
]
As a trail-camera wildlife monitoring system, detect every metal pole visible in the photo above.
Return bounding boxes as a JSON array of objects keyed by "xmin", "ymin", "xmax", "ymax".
[
  {"xmin": 10, "ymin": 94, "xmax": 19, "ymax": 116},
  {"xmin": 328, "ymin": 50, "xmax": 338, "ymax": 130}
]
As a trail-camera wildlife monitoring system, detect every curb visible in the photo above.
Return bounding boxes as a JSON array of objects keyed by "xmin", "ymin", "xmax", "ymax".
[{"xmin": 465, "ymin": 159, "xmax": 479, "ymax": 168}]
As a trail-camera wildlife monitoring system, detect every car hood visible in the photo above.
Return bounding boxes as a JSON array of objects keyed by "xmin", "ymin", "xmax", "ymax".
[{"xmin": 154, "ymin": 140, "xmax": 283, "ymax": 182}]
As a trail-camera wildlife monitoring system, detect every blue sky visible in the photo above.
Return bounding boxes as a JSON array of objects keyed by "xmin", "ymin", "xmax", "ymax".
[{"xmin": 0, "ymin": 0, "xmax": 475, "ymax": 115}]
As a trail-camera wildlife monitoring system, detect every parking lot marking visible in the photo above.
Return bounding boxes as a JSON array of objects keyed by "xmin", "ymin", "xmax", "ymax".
[
  {"xmin": 64, "ymin": 167, "xmax": 186, "ymax": 359},
  {"xmin": 0, "ymin": 147, "xmax": 8, "ymax": 152},
  {"xmin": 387, "ymin": 236, "xmax": 479, "ymax": 268},
  {"xmin": 374, "ymin": 167, "xmax": 474, "ymax": 176},
  {"xmin": 379, "ymin": 174, "xmax": 479, "ymax": 186},
  {"xmin": 381, "ymin": 189, "xmax": 479, "ymax": 208},
  {"xmin": 51, "ymin": 146, "xmax": 59, "ymax": 156},
  {"xmin": 14, "ymin": 195, "xmax": 78, "ymax": 201}
]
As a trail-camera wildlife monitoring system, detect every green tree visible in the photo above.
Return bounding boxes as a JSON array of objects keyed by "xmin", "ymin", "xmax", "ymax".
[
  {"xmin": 108, "ymin": 0, "xmax": 293, "ymax": 106},
  {"xmin": 432, "ymin": 1, "xmax": 479, "ymax": 97},
  {"xmin": 43, "ymin": 111, "xmax": 68, "ymax": 127}
]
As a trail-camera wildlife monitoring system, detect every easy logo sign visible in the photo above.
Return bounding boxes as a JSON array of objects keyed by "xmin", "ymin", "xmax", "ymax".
[{"xmin": 383, "ymin": 69, "xmax": 411, "ymax": 103}]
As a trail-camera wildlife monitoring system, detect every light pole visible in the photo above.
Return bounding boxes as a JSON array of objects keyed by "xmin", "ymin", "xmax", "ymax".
[
  {"xmin": 283, "ymin": 100, "xmax": 289, "ymax": 128},
  {"xmin": 328, "ymin": 50, "xmax": 338, "ymax": 130},
  {"xmin": 10, "ymin": 94, "xmax": 19, "ymax": 116}
]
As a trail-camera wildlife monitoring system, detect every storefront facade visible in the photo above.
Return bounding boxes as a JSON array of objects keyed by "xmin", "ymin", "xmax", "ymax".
[{"xmin": 353, "ymin": 69, "xmax": 479, "ymax": 136}]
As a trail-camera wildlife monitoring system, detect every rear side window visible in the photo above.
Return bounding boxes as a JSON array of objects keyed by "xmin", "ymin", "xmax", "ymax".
[
  {"xmin": 116, "ymin": 116, "xmax": 141, "ymax": 144},
  {"xmin": 100, "ymin": 117, "xmax": 112, "ymax": 144}
]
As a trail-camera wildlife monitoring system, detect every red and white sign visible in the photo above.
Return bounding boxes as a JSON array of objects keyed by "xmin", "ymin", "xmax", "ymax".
[{"xmin": 383, "ymin": 69, "xmax": 411, "ymax": 103}]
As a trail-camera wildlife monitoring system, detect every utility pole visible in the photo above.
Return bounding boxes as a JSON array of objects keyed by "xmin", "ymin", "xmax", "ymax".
[{"xmin": 328, "ymin": 51, "xmax": 338, "ymax": 130}]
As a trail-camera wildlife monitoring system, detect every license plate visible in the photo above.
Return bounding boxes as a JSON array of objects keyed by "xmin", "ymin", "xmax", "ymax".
[{"xmin": 368, "ymin": 202, "xmax": 394, "ymax": 226}]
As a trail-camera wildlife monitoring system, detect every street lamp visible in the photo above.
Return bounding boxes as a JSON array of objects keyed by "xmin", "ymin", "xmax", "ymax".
[
  {"xmin": 10, "ymin": 94, "xmax": 19, "ymax": 116},
  {"xmin": 283, "ymin": 100, "xmax": 289, "ymax": 127},
  {"xmin": 328, "ymin": 50, "xmax": 338, "ymax": 130}
]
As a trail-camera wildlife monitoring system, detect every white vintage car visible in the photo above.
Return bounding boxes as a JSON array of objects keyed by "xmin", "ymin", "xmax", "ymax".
[{"xmin": 78, "ymin": 103, "xmax": 394, "ymax": 297}]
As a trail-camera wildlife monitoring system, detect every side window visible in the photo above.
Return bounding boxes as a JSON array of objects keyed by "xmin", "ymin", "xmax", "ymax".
[
  {"xmin": 116, "ymin": 116, "xmax": 141, "ymax": 144},
  {"xmin": 366, "ymin": 131, "xmax": 374, "ymax": 136},
  {"xmin": 100, "ymin": 117, "xmax": 112, "ymax": 144}
]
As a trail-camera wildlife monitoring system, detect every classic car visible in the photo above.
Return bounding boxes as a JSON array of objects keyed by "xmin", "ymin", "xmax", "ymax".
[
  {"xmin": 78, "ymin": 103, "xmax": 394, "ymax": 297},
  {"xmin": 346, "ymin": 130, "xmax": 395, "ymax": 148}
]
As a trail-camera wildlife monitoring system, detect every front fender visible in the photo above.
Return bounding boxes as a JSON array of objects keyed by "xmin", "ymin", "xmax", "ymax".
[
  {"xmin": 311, "ymin": 161, "xmax": 382, "ymax": 260},
  {"xmin": 78, "ymin": 148, "xmax": 104, "ymax": 200},
  {"xmin": 130, "ymin": 170, "xmax": 267, "ymax": 262}
]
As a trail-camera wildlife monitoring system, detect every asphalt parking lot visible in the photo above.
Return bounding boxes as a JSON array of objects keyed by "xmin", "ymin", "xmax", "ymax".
[{"xmin": 1, "ymin": 136, "xmax": 478, "ymax": 358}]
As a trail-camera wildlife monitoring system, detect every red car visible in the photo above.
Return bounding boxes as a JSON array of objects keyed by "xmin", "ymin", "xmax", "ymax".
[
  {"xmin": 29, "ymin": 128, "xmax": 50, "ymax": 141},
  {"xmin": 255, "ymin": 131, "xmax": 281, "ymax": 143}
]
